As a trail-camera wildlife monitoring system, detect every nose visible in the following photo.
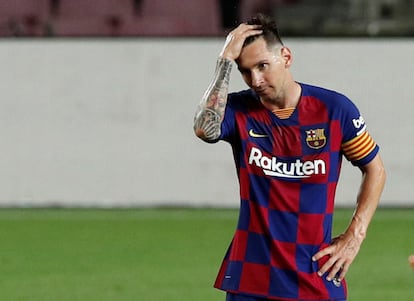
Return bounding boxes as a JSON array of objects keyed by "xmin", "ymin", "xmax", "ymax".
[{"xmin": 251, "ymin": 71, "xmax": 263, "ymax": 88}]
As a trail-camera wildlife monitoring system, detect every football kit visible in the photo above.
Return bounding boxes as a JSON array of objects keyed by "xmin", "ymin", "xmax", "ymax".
[{"xmin": 214, "ymin": 83, "xmax": 379, "ymax": 301}]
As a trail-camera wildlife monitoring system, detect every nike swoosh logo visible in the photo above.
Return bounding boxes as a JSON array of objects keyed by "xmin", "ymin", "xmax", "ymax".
[{"xmin": 249, "ymin": 129, "xmax": 268, "ymax": 138}]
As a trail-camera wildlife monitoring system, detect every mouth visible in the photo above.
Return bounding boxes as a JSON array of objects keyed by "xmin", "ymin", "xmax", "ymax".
[{"xmin": 254, "ymin": 87, "xmax": 268, "ymax": 95}]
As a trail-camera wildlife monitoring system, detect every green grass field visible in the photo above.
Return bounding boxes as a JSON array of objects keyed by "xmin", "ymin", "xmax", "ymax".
[{"xmin": 0, "ymin": 208, "xmax": 413, "ymax": 301}]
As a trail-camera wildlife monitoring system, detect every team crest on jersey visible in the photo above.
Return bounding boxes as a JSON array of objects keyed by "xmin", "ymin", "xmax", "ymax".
[{"xmin": 306, "ymin": 128, "xmax": 326, "ymax": 149}]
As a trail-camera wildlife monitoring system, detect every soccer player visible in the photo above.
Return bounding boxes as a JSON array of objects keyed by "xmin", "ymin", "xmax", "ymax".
[{"xmin": 193, "ymin": 14, "xmax": 386, "ymax": 301}]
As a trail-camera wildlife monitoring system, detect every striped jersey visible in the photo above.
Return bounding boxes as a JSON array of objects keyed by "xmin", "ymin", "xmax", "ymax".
[{"xmin": 213, "ymin": 83, "xmax": 379, "ymax": 300}]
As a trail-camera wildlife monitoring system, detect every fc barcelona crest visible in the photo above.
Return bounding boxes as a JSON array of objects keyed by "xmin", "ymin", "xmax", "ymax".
[{"xmin": 306, "ymin": 128, "xmax": 326, "ymax": 149}]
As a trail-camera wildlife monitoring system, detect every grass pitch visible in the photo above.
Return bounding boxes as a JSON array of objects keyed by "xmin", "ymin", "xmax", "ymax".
[{"xmin": 0, "ymin": 208, "xmax": 413, "ymax": 301}]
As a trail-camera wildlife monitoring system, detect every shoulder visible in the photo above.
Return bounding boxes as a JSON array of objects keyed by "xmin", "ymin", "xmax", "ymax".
[
  {"xmin": 300, "ymin": 83, "xmax": 357, "ymax": 111},
  {"xmin": 301, "ymin": 83, "xmax": 349, "ymax": 101},
  {"xmin": 227, "ymin": 89, "xmax": 260, "ymax": 110},
  {"xmin": 228, "ymin": 89, "xmax": 257, "ymax": 102}
]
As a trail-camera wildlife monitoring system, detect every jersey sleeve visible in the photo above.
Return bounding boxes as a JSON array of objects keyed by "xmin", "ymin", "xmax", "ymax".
[
  {"xmin": 339, "ymin": 96, "xmax": 379, "ymax": 166},
  {"xmin": 219, "ymin": 92, "xmax": 245, "ymax": 143}
]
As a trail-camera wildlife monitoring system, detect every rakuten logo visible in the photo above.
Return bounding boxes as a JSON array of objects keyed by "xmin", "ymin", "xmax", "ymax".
[{"xmin": 248, "ymin": 147, "xmax": 326, "ymax": 179}]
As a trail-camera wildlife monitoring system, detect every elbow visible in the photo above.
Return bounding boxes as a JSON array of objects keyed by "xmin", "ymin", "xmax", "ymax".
[
  {"xmin": 193, "ymin": 108, "xmax": 222, "ymax": 143},
  {"xmin": 193, "ymin": 124, "xmax": 220, "ymax": 143},
  {"xmin": 194, "ymin": 127, "xmax": 207, "ymax": 140}
]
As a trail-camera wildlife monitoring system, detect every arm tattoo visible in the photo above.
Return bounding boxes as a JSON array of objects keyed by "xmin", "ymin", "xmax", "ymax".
[{"xmin": 194, "ymin": 57, "xmax": 232, "ymax": 142}]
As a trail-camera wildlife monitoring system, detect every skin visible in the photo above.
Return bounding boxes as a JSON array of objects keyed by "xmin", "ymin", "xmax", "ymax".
[
  {"xmin": 313, "ymin": 155, "xmax": 386, "ymax": 282},
  {"xmin": 194, "ymin": 23, "xmax": 386, "ymax": 283},
  {"xmin": 229, "ymin": 28, "xmax": 301, "ymax": 110}
]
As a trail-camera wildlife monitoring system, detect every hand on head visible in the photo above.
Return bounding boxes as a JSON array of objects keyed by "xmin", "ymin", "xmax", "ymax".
[{"xmin": 220, "ymin": 23, "xmax": 262, "ymax": 61}]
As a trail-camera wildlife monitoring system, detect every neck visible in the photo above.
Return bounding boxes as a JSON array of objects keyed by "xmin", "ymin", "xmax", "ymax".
[{"xmin": 260, "ymin": 81, "xmax": 301, "ymax": 111}]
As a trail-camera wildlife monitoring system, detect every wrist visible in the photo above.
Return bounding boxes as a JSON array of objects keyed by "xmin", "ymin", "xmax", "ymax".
[
  {"xmin": 347, "ymin": 214, "xmax": 367, "ymax": 241},
  {"xmin": 214, "ymin": 57, "xmax": 233, "ymax": 82},
  {"xmin": 219, "ymin": 52, "xmax": 236, "ymax": 61},
  {"xmin": 217, "ymin": 56, "xmax": 233, "ymax": 66}
]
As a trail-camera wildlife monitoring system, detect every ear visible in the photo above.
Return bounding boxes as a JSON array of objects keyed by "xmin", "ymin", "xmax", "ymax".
[{"xmin": 281, "ymin": 47, "xmax": 293, "ymax": 67}]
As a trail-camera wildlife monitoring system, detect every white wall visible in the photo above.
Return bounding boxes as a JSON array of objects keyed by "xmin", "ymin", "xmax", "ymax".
[{"xmin": 0, "ymin": 38, "xmax": 411, "ymax": 207}]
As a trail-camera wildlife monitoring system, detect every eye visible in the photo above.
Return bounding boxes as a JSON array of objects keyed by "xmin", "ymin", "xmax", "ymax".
[{"xmin": 258, "ymin": 63, "xmax": 268, "ymax": 71}]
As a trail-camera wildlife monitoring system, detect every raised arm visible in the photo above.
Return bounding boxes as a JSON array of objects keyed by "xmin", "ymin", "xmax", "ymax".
[
  {"xmin": 193, "ymin": 24, "xmax": 262, "ymax": 142},
  {"xmin": 193, "ymin": 57, "xmax": 233, "ymax": 142}
]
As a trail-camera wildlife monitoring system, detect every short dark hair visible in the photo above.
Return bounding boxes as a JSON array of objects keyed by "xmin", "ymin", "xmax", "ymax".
[{"xmin": 244, "ymin": 14, "xmax": 284, "ymax": 48}]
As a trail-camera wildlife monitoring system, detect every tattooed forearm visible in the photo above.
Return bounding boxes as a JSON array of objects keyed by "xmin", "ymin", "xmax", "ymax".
[
  {"xmin": 194, "ymin": 57, "xmax": 233, "ymax": 142},
  {"xmin": 193, "ymin": 108, "xmax": 222, "ymax": 141}
]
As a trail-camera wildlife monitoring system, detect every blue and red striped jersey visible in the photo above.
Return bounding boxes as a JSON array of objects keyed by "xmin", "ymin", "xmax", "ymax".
[{"xmin": 214, "ymin": 83, "xmax": 379, "ymax": 300}]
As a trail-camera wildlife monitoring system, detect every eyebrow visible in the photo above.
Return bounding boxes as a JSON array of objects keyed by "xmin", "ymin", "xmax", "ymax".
[{"xmin": 237, "ymin": 59, "xmax": 269, "ymax": 72}]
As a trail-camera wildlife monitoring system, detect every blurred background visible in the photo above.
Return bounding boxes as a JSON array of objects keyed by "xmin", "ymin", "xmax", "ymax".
[
  {"xmin": 0, "ymin": 2, "xmax": 413, "ymax": 301},
  {"xmin": 0, "ymin": 0, "xmax": 412, "ymax": 208},
  {"xmin": 0, "ymin": 0, "xmax": 414, "ymax": 37}
]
